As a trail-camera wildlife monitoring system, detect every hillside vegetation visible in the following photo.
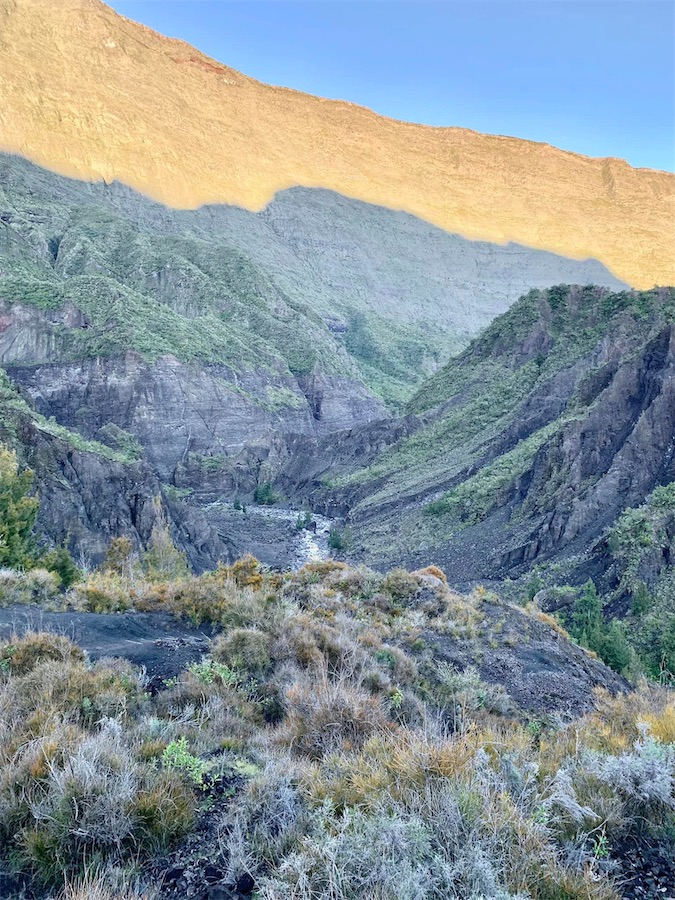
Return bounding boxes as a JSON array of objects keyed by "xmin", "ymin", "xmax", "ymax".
[
  {"xmin": 0, "ymin": 153, "xmax": 624, "ymax": 408},
  {"xmin": 0, "ymin": 547, "xmax": 673, "ymax": 900},
  {"xmin": 306, "ymin": 287, "xmax": 672, "ymax": 595}
]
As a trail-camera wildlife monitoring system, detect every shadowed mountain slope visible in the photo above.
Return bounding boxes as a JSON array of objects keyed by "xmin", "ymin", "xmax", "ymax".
[
  {"xmin": 0, "ymin": 151, "xmax": 625, "ymax": 419},
  {"xmin": 0, "ymin": 0, "xmax": 673, "ymax": 288},
  {"xmin": 287, "ymin": 285, "xmax": 675, "ymax": 591},
  {"xmin": 0, "ymin": 153, "xmax": 628, "ymax": 569}
]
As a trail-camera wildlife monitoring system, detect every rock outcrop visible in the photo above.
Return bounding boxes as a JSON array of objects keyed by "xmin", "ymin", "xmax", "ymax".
[{"xmin": 293, "ymin": 286, "xmax": 675, "ymax": 588}]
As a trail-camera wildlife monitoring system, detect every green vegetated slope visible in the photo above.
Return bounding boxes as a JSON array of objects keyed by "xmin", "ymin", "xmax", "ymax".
[
  {"xmin": 318, "ymin": 286, "xmax": 675, "ymax": 647},
  {"xmin": 0, "ymin": 153, "xmax": 625, "ymax": 408},
  {"xmin": 0, "ymin": 162, "xmax": 343, "ymax": 383},
  {"xmin": 593, "ymin": 483, "xmax": 675, "ymax": 678}
]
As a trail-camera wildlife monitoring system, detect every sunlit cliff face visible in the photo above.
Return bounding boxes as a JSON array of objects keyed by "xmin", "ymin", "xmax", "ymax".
[{"xmin": 1, "ymin": 0, "xmax": 673, "ymax": 289}]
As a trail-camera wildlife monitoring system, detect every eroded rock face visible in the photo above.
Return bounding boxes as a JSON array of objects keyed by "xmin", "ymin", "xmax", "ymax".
[
  {"xmin": 0, "ymin": 303, "xmax": 388, "ymax": 569},
  {"xmin": 447, "ymin": 327, "xmax": 675, "ymax": 583},
  {"xmin": 2, "ymin": 413, "xmax": 229, "ymax": 570},
  {"xmin": 6, "ymin": 349, "xmax": 384, "ymax": 480},
  {"xmin": 17, "ymin": 417, "xmax": 160, "ymax": 559},
  {"xmin": 294, "ymin": 288, "xmax": 675, "ymax": 588},
  {"xmin": 515, "ymin": 325, "xmax": 675, "ymax": 567}
]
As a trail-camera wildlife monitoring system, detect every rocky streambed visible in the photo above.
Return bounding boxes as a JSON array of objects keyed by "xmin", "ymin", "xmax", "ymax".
[{"xmin": 203, "ymin": 501, "xmax": 335, "ymax": 570}]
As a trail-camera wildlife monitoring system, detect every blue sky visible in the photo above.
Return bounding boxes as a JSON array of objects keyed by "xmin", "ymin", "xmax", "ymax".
[{"xmin": 110, "ymin": 1, "xmax": 674, "ymax": 172}]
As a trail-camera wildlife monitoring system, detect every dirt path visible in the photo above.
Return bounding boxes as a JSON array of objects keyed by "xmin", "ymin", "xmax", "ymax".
[{"xmin": 0, "ymin": 606, "xmax": 214, "ymax": 687}]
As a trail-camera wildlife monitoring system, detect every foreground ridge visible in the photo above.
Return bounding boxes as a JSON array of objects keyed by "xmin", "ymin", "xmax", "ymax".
[{"xmin": 2, "ymin": 555, "xmax": 672, "ymax": 898}]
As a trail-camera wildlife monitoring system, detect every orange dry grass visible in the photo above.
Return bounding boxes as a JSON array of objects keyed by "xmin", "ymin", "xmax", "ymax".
[{"xmin": 539, "ymin": 685, "xmax": 675, "ymax": 776}]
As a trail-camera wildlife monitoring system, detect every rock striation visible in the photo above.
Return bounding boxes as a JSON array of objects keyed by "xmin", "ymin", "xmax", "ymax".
[{"xmin": 292, "ymin": 286, "xmax": 675, "ymax": 588}]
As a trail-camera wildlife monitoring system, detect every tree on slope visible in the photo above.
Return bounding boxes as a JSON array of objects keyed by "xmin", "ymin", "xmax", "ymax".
[{"xmin": 0, "ymin": 445, "xmax": 38, "ymax": 569}]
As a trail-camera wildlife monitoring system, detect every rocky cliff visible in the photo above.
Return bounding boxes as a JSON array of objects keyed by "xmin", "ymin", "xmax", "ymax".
[
  {"xmin": 0, "ymin": 368, "xmax": 233, "ymax": 568},
  {"xmin": 1, "ymin": 0, "xmax": 673, "ymax": 289},
  {"xmin": 290, "ymin": 286, "xmax": 675, "ymax": 591}
]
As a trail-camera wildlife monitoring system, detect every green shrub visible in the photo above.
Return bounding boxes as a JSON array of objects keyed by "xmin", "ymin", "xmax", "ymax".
[
  {"xmin": 162, "ymin": 737, "xmax": 208, "ymax": 787},
  {"xmin": 328, "ymin": 526, "xmax": 346, "ymax": 551},
  {"xmin": 0, "ymin": 445, "xmax": 38, "ymax": 568},
  {"xmin": 143, "ymin": 523, "xmax": 190, "ymax": 582},
  {"xmin": 566, "ymin": 582, "xmax": 632, "ymax": 674},
  {"xmin": 162, "ymin": 484, "xmax": 194, "ymax": 501},
  {"xmin": 40, "ymin": 545, "xmax": 81, "ymax": 588},
  {"xmin": 570, "ymin": 581, "xmax": 603, "ymax": 649},
  {"xmin": 382, "ymin": 568, "xmax": 420, "ymax": 604},
  {"xmin": 187, "ymin": 658, "xmax": 237, "ymax": 685},
  {"xmin": 254, "ymin": 483, "xmax": 279, "ymax": 506},
  {"xmin": 296, "ymin": 509, "xmax": 313, "ymax": 531},
  {"xmin": 596, "ymin": 621, "xmax": 632, "ymax": 674},
  {"xmin": 95, "ymin": 423, "xmax": 143, "ymax": 462},
  {"xmin": 649, "ymin": 482, "xmax": 675, "ymax": 510},
  {"xmin": 103, "ymin": 537, "xmax": 136, "ymax": 577}
]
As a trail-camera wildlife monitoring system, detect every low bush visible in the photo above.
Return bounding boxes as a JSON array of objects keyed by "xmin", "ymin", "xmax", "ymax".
[
  {"xmin": 227, "ymin": 554, "xmax": 264, "ymax": 590},
  {"xmin": 381, "ymin": 568, "xmax": 420, "ymax": 604},
  {"xmin": 162, "ymin": 736, "xmax": 208, "ymax": 786},
  {"xmin": 254, "ymin": 483, "xmax": 278, "ymax": 506},
  {"xmin": 212, "ymin": 628, "xmax": 270, "ymax": 678},
  {"xmin": 35, "ymin": 726, "xmax": 190, "ymax": 883},
  {"xmin": 57, "ymin": 870, "xmax": 156, "ymax": 900},
  {"xmin": 277, "ymin": 670, "xmax": 392, "ymax": 760},
  {"xmin": 0, "ymin": 567, "xmax": 61, "ymax": 606},
  {"xmin": 138, "ymin": 573, "xmax": 264, "ymax": 627},
  {"xmin": 40, "ymin": 546, "xmax": 81, "ymax": 589},
  {"xmin": 143, "ymin": 523, "xmax": 189, "ymax": 582},
  {"xmin": 328, "ymin": 525, "xmax": 345, "ymax": 550},
  {"xmin": 585, "ymin": 730, "xmax": 675, "ymax": 829},
  {"xmin": 413, "ymin": 564, "xmax": 448, "ymax": 585},
  {"xmin": 72, "ymin": 571, "xmax": 131, "ymax": 613},
  {"xmin": 0, "ymin": 632, "xmax": 85, "ymax": 676}
]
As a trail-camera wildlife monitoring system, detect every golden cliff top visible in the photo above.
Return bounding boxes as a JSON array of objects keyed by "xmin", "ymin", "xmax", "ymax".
[{"xmin": 0, "ymin": 0, "xmax": 673, "ymax": 288}]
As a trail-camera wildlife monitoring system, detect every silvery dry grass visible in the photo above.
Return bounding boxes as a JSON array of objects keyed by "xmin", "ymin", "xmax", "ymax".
[{"xmin": 0, "ymin": 560, "xmax": 673, "ymax": 900}]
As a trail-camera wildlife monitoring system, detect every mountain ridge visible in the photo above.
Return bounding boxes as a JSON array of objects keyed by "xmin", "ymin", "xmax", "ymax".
[{"xmin": 0, "ymin": 0, "xmax": 673, "ymax": 288}]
